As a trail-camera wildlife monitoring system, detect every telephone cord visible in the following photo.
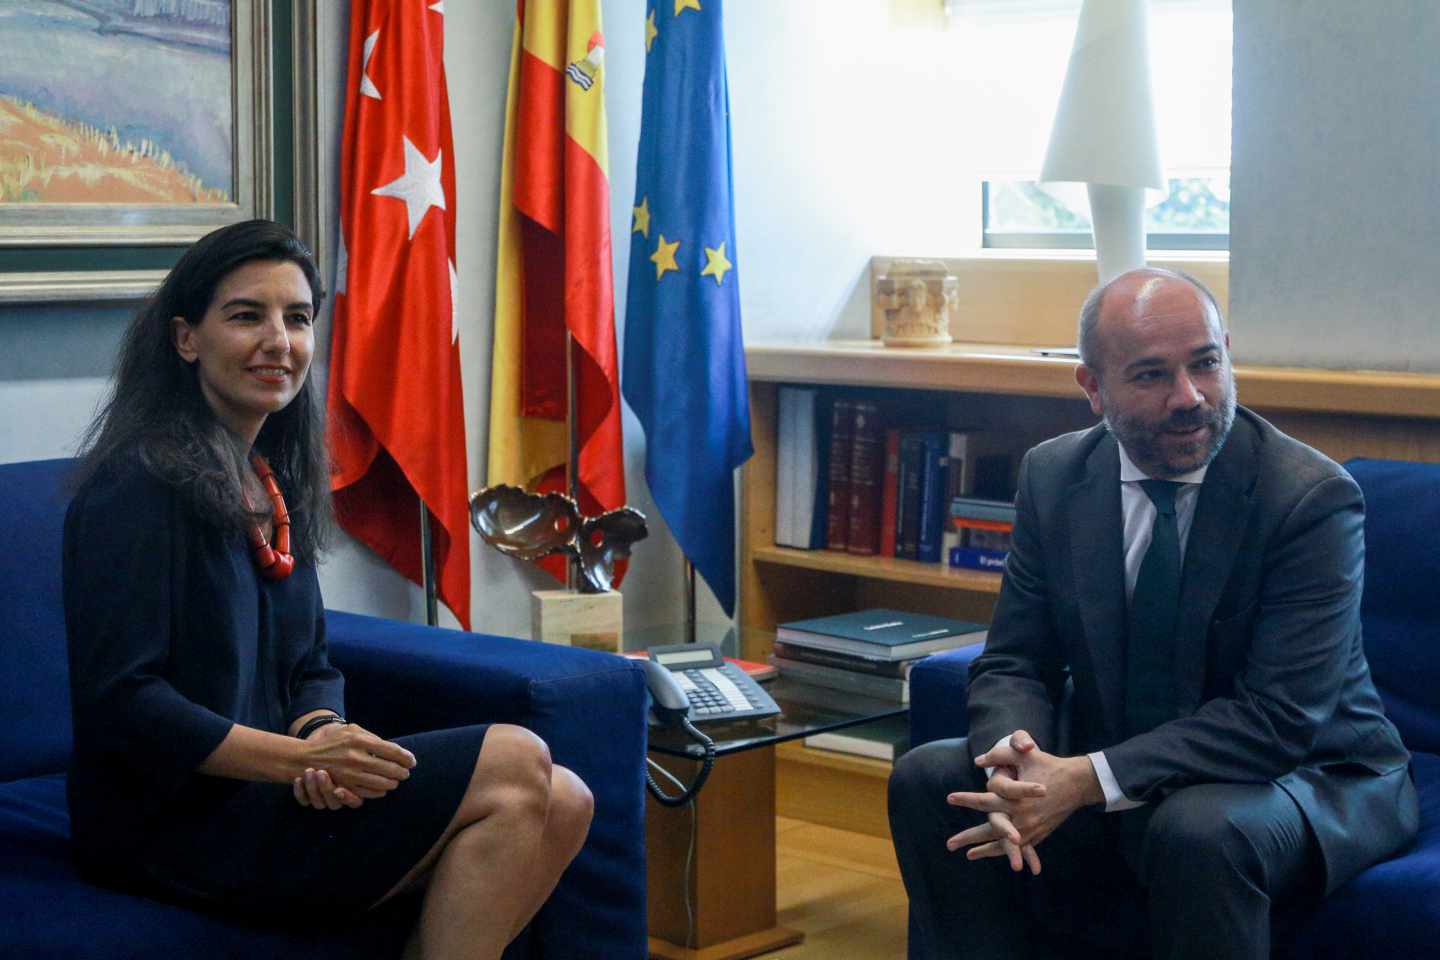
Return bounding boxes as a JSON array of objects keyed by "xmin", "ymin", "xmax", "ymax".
[{"xmin": 644, "ymin": 719, "xmax": 715, "ymax": 807}]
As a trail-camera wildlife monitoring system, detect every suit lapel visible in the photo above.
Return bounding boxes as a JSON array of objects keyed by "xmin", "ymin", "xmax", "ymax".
[
  {"xmin": 1172, "ymin": 412, "xmax": 1258, "ymax": 713},
  {"xmin": 1066, "ymin": 434, "xmax": 1128, "ymax": 743}
]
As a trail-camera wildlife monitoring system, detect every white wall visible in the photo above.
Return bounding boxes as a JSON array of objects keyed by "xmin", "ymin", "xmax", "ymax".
[{"xmin": 724, "ymin": 1, "xmax": 990, "ymax": 343}]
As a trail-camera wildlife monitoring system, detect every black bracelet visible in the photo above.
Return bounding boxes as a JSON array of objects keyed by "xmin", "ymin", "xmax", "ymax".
[{"xmin": 296, "ymin": 714, "xmax": 346, "ymax": 740}]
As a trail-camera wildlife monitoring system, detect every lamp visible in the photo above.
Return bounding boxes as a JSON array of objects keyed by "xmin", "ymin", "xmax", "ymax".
[{"xmin": 1040, "ymin": 0, "xmax": 1165, "ymax": 282}]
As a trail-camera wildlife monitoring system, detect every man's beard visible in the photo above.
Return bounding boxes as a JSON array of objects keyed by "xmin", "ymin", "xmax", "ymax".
[{"xmin": 1103, "ymin": 373, "xmax": 1238, "ymax": 478}]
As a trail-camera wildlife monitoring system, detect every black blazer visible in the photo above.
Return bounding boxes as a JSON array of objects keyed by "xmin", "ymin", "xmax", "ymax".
[{"xmin": 966, "ymin": 407, "xmax": 1417, "ymax": 894}]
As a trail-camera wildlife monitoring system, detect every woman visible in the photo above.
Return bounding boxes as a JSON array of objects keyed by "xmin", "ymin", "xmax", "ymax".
[{"xmin": 64, "ymin": 219, "xmax": 592, "ymax": 959}]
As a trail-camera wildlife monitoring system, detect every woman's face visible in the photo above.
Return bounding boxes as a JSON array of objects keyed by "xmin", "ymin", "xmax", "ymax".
[{"xmin": 171, "ymin": 259, "xmax": 315, "ymax": 446}]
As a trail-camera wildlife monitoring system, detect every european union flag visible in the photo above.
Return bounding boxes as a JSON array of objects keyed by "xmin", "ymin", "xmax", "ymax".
[{"xmin": 622, "ymin": 0, "xmax": 752, "ymax": 616}]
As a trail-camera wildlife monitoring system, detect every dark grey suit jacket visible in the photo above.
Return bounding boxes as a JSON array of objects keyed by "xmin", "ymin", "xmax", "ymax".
[{"xmin": 966, "ymin": 407, "xmax": 1418, "ymax": 894}]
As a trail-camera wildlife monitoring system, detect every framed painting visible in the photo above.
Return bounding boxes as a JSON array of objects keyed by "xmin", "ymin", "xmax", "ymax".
[{"xmin": 0, "ymin": 0, "xmax": 318, "ymax": 301}]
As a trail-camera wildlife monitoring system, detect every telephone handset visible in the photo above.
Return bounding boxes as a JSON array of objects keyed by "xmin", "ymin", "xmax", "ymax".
[
  {"xmin": 642, "ymin": 659, "xmax": 694, "ymax": 725},
  {"xmin": 641, "ymin": 657, "xmax": 716, "ymax": 807}
]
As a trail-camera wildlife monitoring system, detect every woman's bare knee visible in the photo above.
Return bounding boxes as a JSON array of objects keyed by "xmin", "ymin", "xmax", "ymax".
[
  {"xmin": 453, "ymin": 724, "xmax": 553, "ymax": 825},
  {"xmin": 549, "ymin": 765, "xmax": 594, "ymax": 855}
]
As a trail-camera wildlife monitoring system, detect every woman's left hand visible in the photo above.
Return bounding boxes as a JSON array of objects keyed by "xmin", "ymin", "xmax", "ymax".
[
  {"xmin": 293, "ymin": 722, "xmax": 362, "ymax": 810},
  {"xmin": 293, "ymin": 766, "xmax": 362, "ymax": 810}
]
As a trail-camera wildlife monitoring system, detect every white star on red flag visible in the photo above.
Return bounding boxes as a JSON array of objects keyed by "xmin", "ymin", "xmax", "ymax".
[
  {"xmin": 360, "ymin": 30, "xmax": 381, "ymax": 100},
  {"xmin": 370, "ymin": 135, "xmax": 446, "ymax": 239}
]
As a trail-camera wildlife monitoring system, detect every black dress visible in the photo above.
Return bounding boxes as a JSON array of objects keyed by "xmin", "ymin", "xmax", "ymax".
[{"xmin": 62, "ymin": 455, "xmax": 488, "ymax": 915}]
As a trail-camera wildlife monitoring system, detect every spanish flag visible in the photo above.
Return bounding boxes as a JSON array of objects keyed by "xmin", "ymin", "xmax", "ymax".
[{"xmin": 488, "ymin": 0, "xmax": 625, "ymax": 579}]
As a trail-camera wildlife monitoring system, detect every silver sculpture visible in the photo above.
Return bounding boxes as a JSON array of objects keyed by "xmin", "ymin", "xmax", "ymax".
[{"xmin": 469, "ymin": 485, "xmax": 648, "ymax": 593}]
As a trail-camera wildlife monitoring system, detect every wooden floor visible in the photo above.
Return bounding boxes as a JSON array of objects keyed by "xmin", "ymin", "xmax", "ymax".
[{"xmin": 760, "ymin": 818, "xmax": 908, "ymax": 960}]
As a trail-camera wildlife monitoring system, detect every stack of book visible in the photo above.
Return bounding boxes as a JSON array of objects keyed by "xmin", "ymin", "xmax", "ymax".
[
  {"xmin": 947, "ymin": 496, "xmax": 1017, "ymax": 571},
  {"xmin": 803, "ymin": 714, "xmax": 911, "ymax": 762},
  {"xmin": 769, "ymin": 608, "xmax": 987, "ymax": 705},
  {"xmin": 773, "ymin": 386, "xmax": 1016, "ymax": 564},
  {"xmin": 774, "ymin": 388, "xmax": 886, "ymax": 553}
]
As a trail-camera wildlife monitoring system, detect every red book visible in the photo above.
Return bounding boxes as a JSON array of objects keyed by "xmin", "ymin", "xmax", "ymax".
[
  {"xmin": 878, "ymin": 428, "xmax": 901, "ymax": 557},
  {"xmin": 825, "ymin": 398, "xmax": 854, "ymax": 550},
  {"xmin": 847, "ymin": 401, "xmax": 883, "ymax": 555}
]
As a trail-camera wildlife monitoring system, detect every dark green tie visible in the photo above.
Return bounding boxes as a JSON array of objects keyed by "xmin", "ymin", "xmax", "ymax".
[{"xmin": 1125, "ymin": 479, "xmax": 1183, "ymax": 737}]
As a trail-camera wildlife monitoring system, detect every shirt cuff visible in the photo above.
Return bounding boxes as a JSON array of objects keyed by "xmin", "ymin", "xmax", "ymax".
[
  {"xmin": 982, "ymin": 735, "xmax": 1012, "ymax": 779},
  {"xmin": 1088, "ymin": 750, "xmax": 1145, "ymax": 812}
]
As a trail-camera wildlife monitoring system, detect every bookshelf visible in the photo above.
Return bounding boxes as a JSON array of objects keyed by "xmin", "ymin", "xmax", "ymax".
[{"xmin": 742, "ymin": 339, "xmax": 1440, "ymax": 837}]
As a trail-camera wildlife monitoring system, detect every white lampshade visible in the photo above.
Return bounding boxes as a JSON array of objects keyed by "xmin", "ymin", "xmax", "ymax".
[{"xmin": 1041, "ymin": 0, "xmax": 1164, "ymax": 191}]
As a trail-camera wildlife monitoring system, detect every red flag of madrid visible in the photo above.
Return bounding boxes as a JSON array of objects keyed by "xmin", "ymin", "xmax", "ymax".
[{"xmin": 327, "ymin": 0, "xmax": 470, "ymax": 628}]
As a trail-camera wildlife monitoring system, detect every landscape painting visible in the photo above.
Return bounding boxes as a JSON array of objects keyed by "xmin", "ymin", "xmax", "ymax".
[
  {"xmin": 0, "ymin": 0, "xmax": 263, "ymax": 246},
  {"xmin": 0, "ymin": 0, "xmax": 232, "ymax": 207}
]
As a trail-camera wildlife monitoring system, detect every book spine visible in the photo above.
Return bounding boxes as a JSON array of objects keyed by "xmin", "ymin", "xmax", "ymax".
[
  {"xmin": 947, "ymin": 431, "xmax": 972, "ymax": 499},
  {"xmin": 771, "ymin": 640, "xmax": 913, "ymax": 677},
  {"xmin": 917, "ymin": 432, "xmax": 949, "ymax": 563},
  {"xmin": 805, "ymin": 391, "xmax": 829, "ymax": 549},
  {"xmin": 952, "ymin": 517, "xmax": 1014, "ymax": 533},
  {"xmin": 774, "ymin": 387, "xmax": 797, "ymax": 546},
  {"xmin": 825, "ymin": 398, "xmax": 854, "ymax": 550},
  {"xmin": 878, "ymin": 428, "xmax": 901, "ymax": 558},
  {"xmin": 792, "ymin": 388, "xmax": 819, "ymax": 548},
  {"xmin": 803, "ymin": 731, "xmax": 902, "ymax": 761},
  {"xmin": 772, "ymin": 657, "xmax": 909, "ymax": 702},
  {"xmin": 896, "ymin": 432, "xmax": 925, "ymax": 560},
  {"xmin": 846, "ymin": 401, "xmax": 883, "ymax": 555},
  {"xmin": 950, "ymin": 496, "xmax": 1018, "ymax": 524},
  {"xmin": 948, "ymin": 546, "xmax": 1009, "ymax": 571}
]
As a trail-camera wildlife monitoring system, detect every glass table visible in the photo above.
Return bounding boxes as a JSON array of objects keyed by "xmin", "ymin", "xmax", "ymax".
[{"xmin": 646, "ymin": 674, "xmax": 906, "ymax": 760}]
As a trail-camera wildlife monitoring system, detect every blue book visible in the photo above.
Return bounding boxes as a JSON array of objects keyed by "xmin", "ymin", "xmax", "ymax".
[
  {"xmin": 895, "ymin": 432, "xmax": 927, "ymax": 560},
  {"xmin": 776, "ymin": 608, "xmax": 988, "ymax": 660},
  {"xmin": 950, "ymin": 546, "xmax": 1009, "ymax": 572},
  {"xmin": 916, "ymin": 431, "xmax": 950, "ymax": 563}
]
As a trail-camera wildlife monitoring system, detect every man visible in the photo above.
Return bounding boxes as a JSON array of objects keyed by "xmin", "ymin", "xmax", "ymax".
[{"xmin": 889, "ymin": 268, "xmax": 1417, "ymax": 959}]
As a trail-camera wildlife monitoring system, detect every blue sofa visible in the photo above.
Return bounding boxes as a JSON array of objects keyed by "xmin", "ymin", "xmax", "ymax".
[
  {"xmin": 908, "ymin": 457, "xmax": 1440, "ymax": 958},
  {"xmin": 0, "ymin": 458, "xmax": 649, "ymax": 959}
]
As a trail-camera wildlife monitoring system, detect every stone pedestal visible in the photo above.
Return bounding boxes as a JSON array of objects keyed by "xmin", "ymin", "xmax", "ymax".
[{"xmin": 530, "ymin": 589, "xmax": 622, "ymax": 652}]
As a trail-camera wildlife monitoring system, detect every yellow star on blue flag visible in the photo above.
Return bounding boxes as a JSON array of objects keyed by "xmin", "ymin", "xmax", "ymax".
[{"xmin": 700, "ymin": 242, "xmax": 732, "ymax": 285}]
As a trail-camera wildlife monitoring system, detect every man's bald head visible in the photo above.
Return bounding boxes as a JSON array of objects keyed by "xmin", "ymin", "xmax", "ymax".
[{"xmin": 1077, "ymin": 268, "xmax": 1225, "ymax": 378}]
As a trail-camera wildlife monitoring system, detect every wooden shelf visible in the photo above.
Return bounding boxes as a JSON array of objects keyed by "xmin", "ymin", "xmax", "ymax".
[
  {"xmin": 753, "ymin": 544, "xmax": 1003, "ymax": 594},
  {"xmin": 747, "ymin": 340, "xmax": 1440, "ymax": 420},
  {"xmin": 776, "ymin": 741, "xmax": 894, "ymax": 839}
]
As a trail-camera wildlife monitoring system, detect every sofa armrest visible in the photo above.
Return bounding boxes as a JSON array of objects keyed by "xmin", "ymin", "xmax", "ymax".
[
  {"xmin": 322, "ymin": 610, "xmax": 648, "ymax": 959},
  {"xmin": 909, "ymin": 644, "xmax": 984, "ymax": 748}
]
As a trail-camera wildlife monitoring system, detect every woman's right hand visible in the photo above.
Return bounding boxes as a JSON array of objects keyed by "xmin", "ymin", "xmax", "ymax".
[{"xmin": 300, "ymin": 722, "xmax": 417, "ymax": 801}]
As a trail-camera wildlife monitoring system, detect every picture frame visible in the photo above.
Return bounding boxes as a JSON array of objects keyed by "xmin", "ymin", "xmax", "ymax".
[{"xmin": 0, "ymin": 0, "xmax": 319, "ymax": 303}]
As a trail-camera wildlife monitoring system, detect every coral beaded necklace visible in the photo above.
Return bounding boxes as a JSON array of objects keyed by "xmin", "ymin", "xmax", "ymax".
[{"xmin": 247, "ymin": 454, "xmax": 294, "ymax": 580}]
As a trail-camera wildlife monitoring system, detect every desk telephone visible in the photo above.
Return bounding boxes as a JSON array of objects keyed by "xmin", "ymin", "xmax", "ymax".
[{"xmin": 641, "ymin": 643, "xmax": 781, "ymax": 806}]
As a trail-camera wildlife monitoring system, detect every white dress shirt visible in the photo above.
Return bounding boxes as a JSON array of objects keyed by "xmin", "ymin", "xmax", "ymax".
[{"xmin": 988, "ymin": 443, "xmax": 1208, "ymax": 812}]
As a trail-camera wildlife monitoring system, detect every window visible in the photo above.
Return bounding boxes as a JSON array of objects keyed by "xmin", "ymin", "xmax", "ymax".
[{"xmin": 949, "ymin": 1, "xmax": 1232, "ymax": 250}]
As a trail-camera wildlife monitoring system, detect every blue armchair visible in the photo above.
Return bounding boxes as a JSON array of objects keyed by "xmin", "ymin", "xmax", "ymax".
[
  {"xmin": 0, "ymin": 458, "xmax": 649, "ymax": 959},
  {"xmin": 907, "ymin": 457, "xmax": 1439, "ymax": 958}
]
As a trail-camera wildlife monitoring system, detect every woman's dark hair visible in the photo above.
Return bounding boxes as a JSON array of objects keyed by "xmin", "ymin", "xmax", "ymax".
[{"xmin": 74, "ymin": 219, "xmax": 333, "ymax": 561}]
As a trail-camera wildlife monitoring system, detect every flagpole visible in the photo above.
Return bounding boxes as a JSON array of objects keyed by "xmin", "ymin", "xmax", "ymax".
[
  {"xmin": 419, "ymin": 502, "xmax": 439, "ymax": 627},
  {"xmin": 685, "ymin": 559, "xmax": 697, "ymax": 644},
  {"xmin": 565, "ymin": 331, "xmax": 580, "ymax": 592}
]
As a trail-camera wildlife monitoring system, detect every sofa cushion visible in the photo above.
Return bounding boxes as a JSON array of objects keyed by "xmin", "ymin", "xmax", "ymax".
[
  {"xmin": 1345, "ymin": 458, "xmax": 1440, "ymax": 754},
  {"xmin": 908, "ymin": 643, "xmax": 985, "ymax": 748},
  {"xmin": 0, "ymin": 458, "xmax": 74, "ymax": 781},
  {"xmin": 0, "ymin": 773, "xmax": 542, "ymax": 959},
  {"xmin": 1285, "ymin": 751, "xmax": 1440, "ymax": 957}
]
